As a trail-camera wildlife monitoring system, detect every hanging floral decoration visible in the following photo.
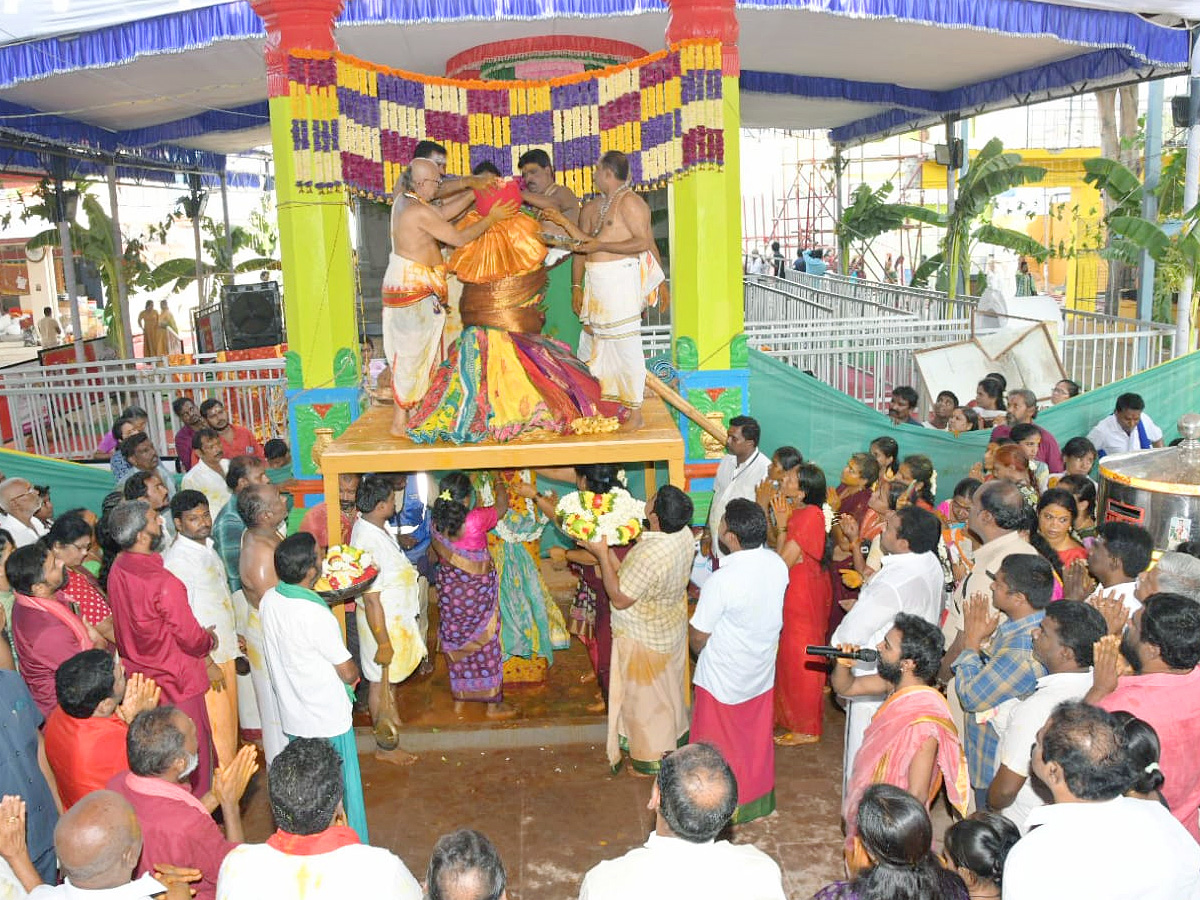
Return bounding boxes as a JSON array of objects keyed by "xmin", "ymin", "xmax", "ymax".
[{"xmin": 286, "ymin": 40, "xmax": 724, "ymax": 200}]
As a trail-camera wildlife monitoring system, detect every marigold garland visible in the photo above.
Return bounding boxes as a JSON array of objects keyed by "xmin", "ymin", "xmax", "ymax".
[{"xmin": 287, "ymin": 40, "xmax": 724, "ymax": 200}]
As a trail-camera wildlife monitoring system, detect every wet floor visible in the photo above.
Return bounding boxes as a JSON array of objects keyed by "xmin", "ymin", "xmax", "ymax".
[{"xmin": 238, "ymin": 557, "xmax": 850, "ymax": 899}]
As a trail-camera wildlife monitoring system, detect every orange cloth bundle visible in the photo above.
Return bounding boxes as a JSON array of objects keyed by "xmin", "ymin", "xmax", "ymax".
[{"xmin": 449, "ymin": 210, "xmax": 547, "ymax": 284}]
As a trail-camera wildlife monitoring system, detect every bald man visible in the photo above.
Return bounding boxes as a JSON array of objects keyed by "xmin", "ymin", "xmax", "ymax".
[
  {"xmin": 0, "ymin": 478, "xmax": 48, "ymax": 547},
  {"xmin": 383, "ymin": 158, "xmax": 517, "ymax": 436},
  {"xmin": 31, "ymin": 790, "xmax": 193, "ymax": 899}
]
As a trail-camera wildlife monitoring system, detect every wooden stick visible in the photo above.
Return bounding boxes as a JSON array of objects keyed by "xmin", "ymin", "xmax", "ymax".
[{"xmin": 644, "ymin": 371, "xmax": 728, "ymax": 445}]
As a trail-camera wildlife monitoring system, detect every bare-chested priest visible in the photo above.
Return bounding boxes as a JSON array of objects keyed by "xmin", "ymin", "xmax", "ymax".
[
  {"xmin": 237, "ymin": 483, "xmax": 288, "ymax": 764},
  {"xmin": 518, "ymin": 148, "xmax": 580, "ymax": 230},
  {"xmin": 384, "ymin": 157, "xmax": 517, "ymax": 436},
  {"xmin": 545, "ymin": 150, "xmax": 667, "ymax": 429}
]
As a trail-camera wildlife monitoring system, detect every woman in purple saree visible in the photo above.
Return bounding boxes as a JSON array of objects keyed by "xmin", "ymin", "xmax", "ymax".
[{"xmin": 430, "ymin": 472, "xmax": 515, "ymax": 718}]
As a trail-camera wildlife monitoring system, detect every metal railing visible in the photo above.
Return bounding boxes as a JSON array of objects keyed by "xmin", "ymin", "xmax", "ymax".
[
  {"xmin": 1, "ymin": 356, "xmax": 288, "ymax": 461},
  {"xmin": 757, "ymin": 273, "xmax": 1173, "ymax": 398},
  {"xmin": 745, "ymin": 316, "xmax": 984, "ymax": 411},
  {"xmin": 783, "ymin": 270, "xmax": 971, "ymax": 320}
]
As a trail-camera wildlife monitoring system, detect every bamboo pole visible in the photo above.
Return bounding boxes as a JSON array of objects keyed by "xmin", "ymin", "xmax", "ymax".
[{"xmin": 644, "ymin": 371, "xmax": 728, "ymax": 445}]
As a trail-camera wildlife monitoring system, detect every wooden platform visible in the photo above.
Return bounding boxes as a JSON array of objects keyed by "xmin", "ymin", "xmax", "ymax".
[{"xmin": 319, "ymin": 394, "xmax": 685, "ymax": 544}]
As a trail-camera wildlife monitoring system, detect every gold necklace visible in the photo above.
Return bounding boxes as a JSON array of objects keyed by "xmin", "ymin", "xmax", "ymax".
[
  {"xmin": 590, "ymin": 184, "xmax": 630, "ymax": 237},
  {"xmin": 403, "ymin": 191, "xmax": 429, "ymax": 206}
]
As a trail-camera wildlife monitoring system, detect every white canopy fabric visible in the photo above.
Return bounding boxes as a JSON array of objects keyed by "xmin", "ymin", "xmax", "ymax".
[
  {"xmin": 1043, "ymin": 0, "xmax": 1200, "ymax": 16},
  {"xmin": 0, "ymin": 0, "xmax": 1189, "ymax": 175}
]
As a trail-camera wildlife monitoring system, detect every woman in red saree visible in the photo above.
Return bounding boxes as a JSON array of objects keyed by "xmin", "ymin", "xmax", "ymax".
[{"xmin": 772, "ymin": 463, "xmax": 833, "ymax": 746}]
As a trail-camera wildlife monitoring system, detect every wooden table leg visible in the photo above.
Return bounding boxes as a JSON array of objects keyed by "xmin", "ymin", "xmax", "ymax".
[
  {"xmin": 322, "ymin": 467, "xmax": 347, "ymax": 637},
  {"xmin": 645, "ymin": 461, "xmax": 657, "ymax": 496},
  {"xmin": 667, "ymin": 453, "xmax": 685, "ymax": 488}
]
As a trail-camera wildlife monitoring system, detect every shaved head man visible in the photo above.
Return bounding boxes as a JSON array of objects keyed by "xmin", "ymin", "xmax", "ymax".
[{"xmin": 44, "ymin": 790, "xmax": 190, "ymax": 898}]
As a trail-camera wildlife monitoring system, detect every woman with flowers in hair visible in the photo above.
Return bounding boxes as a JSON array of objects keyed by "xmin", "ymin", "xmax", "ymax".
[
  {"xmin": 772, "ymin": 462, "xmax": 834, "ymax": 745},
  {"xmin": 430, "ymin": 472, "xmax": 515, "ymax": 718}
]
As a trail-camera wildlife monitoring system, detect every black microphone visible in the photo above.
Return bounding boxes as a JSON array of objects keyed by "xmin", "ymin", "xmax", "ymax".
[{"xmin": 805, "ymin": 644, "xmax": 879, "ymax": 663}]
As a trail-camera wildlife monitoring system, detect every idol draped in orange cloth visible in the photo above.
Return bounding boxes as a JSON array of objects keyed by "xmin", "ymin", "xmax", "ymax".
[
  {"xmin": 407, "ymin": 181, "xmax": 623, "ymax": 444},
  {"xmin": 771, "ymin": 464, "xmax": 834, "ymax": 745}
]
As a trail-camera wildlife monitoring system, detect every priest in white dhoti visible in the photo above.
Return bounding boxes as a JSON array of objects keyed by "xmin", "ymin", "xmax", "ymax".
[{"xmin": 350, "ymin": 475, "xmax": 426, "ymax": 753}]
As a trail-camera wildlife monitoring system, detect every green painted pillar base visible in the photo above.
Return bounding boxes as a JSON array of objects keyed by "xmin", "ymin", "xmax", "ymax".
[{"xmin": 287, "ymin": 388, "xmax": 365, "ymax": 479}]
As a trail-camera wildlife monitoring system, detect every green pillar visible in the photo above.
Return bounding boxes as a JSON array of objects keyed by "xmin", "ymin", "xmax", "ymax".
[{"xmin": 253, "ymin": 0, "xmax": 363, "ymax": 477}]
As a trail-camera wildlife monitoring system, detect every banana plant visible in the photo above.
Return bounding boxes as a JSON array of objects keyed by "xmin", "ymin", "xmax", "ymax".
[
  {"xmin": 1084, "ymin": 154, "xmax": 1200, "ymax": 322},
  {"xmin": 899, "ymin": 139, "xmax": 1051, "ymax": 298},
  {"xmin": 22, "ymin": 180, "xmax": 151, "ymax": 354},
  {"xmin": 146, "ymin": 194, "xmax": 279, "ymax": 302}
]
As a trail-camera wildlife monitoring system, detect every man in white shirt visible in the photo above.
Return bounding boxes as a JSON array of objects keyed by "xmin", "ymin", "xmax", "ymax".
[
  {"xmin": 578, "ymin": 743, "xmax": 785, "ymax": 900},
  {"xmin": 986, "ymin": 600, "xmax": 1106, "ymax": 831},
  {"xmin": 1063, "ymin": 520, "xmax": 1153, "ymax": 614},
  {"xmin": 181, "ymin": 429, "xmax": 232, "ymax": 518},
  {"xmin": 689, "ymin": 499, "xmax": 787, "ymax": 824},
  {"xmin": 260, "ymin": 532, "xmax": 368, "ymax": 842},
  {"xmin": 217, "ymin": 737, "xmax": 421, "ymax": 900},
  {"xmin": 706, "ymin": 416, "xmax": 769, "ymax": 561},
  {"xmin": 162, "ymin": 490, "xmax": 239, "ymax": 771},
  {"xmin": 29, "ymin": 790, "xmax": 191, "ymax": 900},
  {"xmin": 1003, "ymin": 701, "xmax": 1200, "ymax": 900},
  {"xmin": 1087, "ymin": 391, "xmax": 1164, "ymax": 458},
  {"xmin": 0, "ymin": 478, "xmax": 49, "ymax": 547},
  {"xmin": 831, "ymin": 505, "xmax": 945, "ymax": 790}
]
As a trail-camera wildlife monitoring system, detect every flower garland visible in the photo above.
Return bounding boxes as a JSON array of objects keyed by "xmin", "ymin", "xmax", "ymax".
[
  {"xmin": 287, "ymin": 40, "xmax": 724, "ymax": 201},
  {"xmin": 556, "ymin": 487, "xmax": 644, "ymax": 546}
]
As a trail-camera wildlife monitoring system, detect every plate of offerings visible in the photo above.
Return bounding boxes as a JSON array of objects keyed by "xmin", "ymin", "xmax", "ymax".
[
  {"xmin": 555, "ymin": 487, "xmax": 644, "ymax": 546},
  {"xmin": 315, "ymin": 544, "xmax": 379, "ymax": 604}
]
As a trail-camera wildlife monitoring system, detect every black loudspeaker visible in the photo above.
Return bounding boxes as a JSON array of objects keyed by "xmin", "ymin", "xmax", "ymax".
[{"xmin": 221, "ymin": 282, "xmax": 284, "ymax": 350}]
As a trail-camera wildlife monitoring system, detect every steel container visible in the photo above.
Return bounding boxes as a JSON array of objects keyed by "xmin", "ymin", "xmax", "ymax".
[{"xmin": 1097, "ymin": 413, "xmax": 1200, "ymax": 552}]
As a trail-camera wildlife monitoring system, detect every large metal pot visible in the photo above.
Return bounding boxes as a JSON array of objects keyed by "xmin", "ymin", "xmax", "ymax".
[{"xmin": 1097, "ymin": 413, "xmax": 1200, "ymax": 552}]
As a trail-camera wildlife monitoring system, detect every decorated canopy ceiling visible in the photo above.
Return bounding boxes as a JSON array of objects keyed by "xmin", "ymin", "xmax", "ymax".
[{"xmin": 0, "ymin": 0, "xmax": 1190, "ymax": 178}]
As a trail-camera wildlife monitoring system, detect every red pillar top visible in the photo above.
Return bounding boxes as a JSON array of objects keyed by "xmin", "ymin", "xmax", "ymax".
[
  {"xmin": 251, "ymin": 0, "xmax": 345, "ymax": 96},
  {"xmin": 666, "ymin": 0, "xmax": 739, "ymax": 75}
]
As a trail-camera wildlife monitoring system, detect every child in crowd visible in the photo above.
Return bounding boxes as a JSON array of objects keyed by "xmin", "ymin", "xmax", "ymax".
[
  {"xmin": 896, "ymin": 454, "xmax": 936, "ymax": 511},
  {"xmin": 868, "ymin": 436, "xmax": 898, "ymax": 482},
  {"xmin": 1010, "ymin": 423, "xmax": 1050, "ymax": 492},
  {"xmin": 948, "ymin": 406, "xmax": 981, "ymax": 434},
  {"xmin": 1056, "ymin": 474, "xmax": 1098, "ymax": 542},
  {"xmin": 973, "ymin": 377, "xmax": 1006, "ymax": 424},
  {"xmin": 927, "ymin": 391, "xmax": 958, "ymax": 430},
  {"xmin": 939, "ymin": 477, "xmax": 981, "ymax": 587},
  {"xmin": 990, "ymin": 444, "xmax": 1039, "ymax": 508},
  {"xmin": 1048, "ymin": 435, "xmax": 1097, "ymax": 488}
]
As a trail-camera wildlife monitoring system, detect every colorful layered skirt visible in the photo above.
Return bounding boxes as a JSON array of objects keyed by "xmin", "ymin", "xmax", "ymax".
[{"xmin": 406, "ymin": 213, "xmax": 623, "ymax": 445}]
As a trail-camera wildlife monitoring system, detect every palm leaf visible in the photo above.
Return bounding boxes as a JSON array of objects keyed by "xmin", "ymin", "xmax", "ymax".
[
  {"xmin": 1107, "ymin": 216, "xmax": 1171, "ymax": 262},
  {"xmin": 972, "ymin": 224, "xmax": 1051, "ymax": 262},
  {"xmin": 1083, "ymin": 157, "xmax": 1144, "ymax": 216},
  {"xmin": 147, "ymin": 258, "xmax": 214, "ymax": 292},
  {"xmin": 889, "ymin": 203, "xmax": 946, "ymax": 227},
  {"xmin": 908, "ymin": 252, "xmax": 945, "ymax": 288}
]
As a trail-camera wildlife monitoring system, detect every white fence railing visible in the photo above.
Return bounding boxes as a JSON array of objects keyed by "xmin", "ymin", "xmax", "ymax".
[
  {"xmin": 755, "ymin": 273, "xmax": 1173, "ymax": 404},
  {"xmin": 1, "ymin": 356, "xmax": 288, "ymax": 461}
]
